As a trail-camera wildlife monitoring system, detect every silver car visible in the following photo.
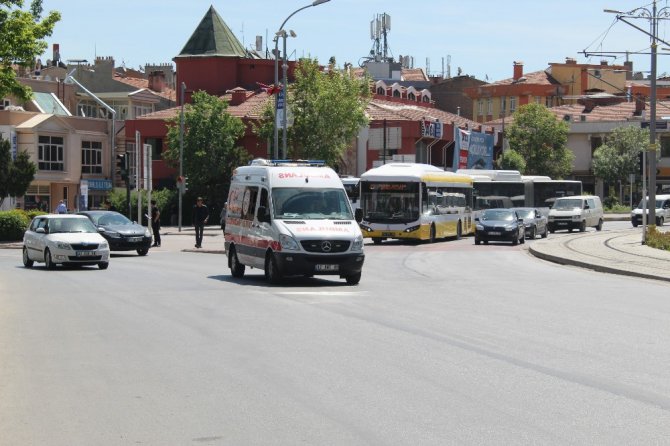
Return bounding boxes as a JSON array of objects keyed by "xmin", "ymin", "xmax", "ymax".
[
  {"xmin": 512, "ymin": 207, "xmax": 548, "ymax": 239},
  {"xmin": 23, "ymin": 214, "xmax": 110, "ymax": 269}
]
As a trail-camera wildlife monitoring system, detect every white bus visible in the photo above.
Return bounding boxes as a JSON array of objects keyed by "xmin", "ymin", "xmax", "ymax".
[
  {"xmin": 359, "ymin": 163, "xmax": 474, "ymax": 244},
  {"xmin": 457, "ymin": 169, "xmax": 582, "ymax": 215}
]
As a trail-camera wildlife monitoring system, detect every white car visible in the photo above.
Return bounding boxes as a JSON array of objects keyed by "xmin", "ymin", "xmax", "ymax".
[{"xmin": 23, "ymin": 214, "xmax": 110, "ymax": 270}]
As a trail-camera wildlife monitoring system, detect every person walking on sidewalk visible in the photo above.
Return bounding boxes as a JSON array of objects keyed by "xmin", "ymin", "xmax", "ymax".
[
  {"xmin": 192, "ymin": 197, "xmax": 209, "ymax": 248},
  {"xmin": 151, "ymin": 199, "xmax": 161, "ymax": 247}
]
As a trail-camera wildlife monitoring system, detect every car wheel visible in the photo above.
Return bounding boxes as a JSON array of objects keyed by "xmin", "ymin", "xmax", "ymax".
[
  {"xmin": 98, "ymin": 262, "xmax": 109, "ymax": 270},
  {"xmin": 520, "ymin": 230, "xmax": 525, "ymax": 244},
  {"xmin": 528, "ymin": 226, "xmax": 536, "ymax": 239},
  {"xmin": 596, "ymin": 219, "xmax": 603, "ymax": 231},
  {"xmin": 372, "ymin": 237, "xmax": 382, "ymax": 245},
  {"xmin": 657, "ymin": 217, "xmax": 664, "ymax": 227},
  {"xmin": 483, "ymin": 240, "xmax": 489, "ymax": 245},
  {"xmin": 137, "ymin": 247, "xmax": 149, "ymax": 256},
  {"xmin": 512, "ymin": 236, "xmax": 518, "ymax": 246},
  {"xmin": 541, "ymin": 226, "xmax": 548, "ymax": 238},
  {"xmin": 475, "ymin": 237, "xmax": 481, "ymax": 246},
  {"xmin": 22, "ymin": 247, "xmax": 33, "ymax": 268},
  {"xmin": 345, "ymin": 272, "xmax": 361, "ymax": 285},
  {"xmin": 229, "ymin": 247, "xmax": 245, "ymax": 278},
  {"xmin": 44, "ymin": 248, "xmax": 56, "ymax": 270},
  {"xmin": 579, "ymin": 220, "xmax": 586, "ymax": 232},
  {"xmin": 265, "ymin": 253, "xmax": 282, "ymax": 284}
]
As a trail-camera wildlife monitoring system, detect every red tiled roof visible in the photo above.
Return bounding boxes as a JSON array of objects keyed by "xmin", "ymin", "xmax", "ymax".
[
  {"xmin": 487, "ymin": 70, "xmax": 559, "ymax": 87},
  {"xmin": 113, "ymin": 74, "xmax": 177, "ymax": 102},
  {"xmin": 137, "ymin": 90, "xmax": 272, "ymax": 120},
  {"xmin": 368, "ymin": 97, "xmax": 487, "ymax": 131}
]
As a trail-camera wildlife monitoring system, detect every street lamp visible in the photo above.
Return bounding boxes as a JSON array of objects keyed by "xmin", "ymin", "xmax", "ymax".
[
  {"xmin": 606, "ymin": 1, "xmax": 670, "ymax": 243},
  {"xmin": 178, "ymin": 81, "xmax": 186, "ymax": 232},
  {"xmin": 273, "ymin": 0, "xmax": 331, "ymax": 159}
]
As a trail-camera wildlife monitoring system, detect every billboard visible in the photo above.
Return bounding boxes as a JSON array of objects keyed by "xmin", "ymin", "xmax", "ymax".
[{"xmin": 452, "ymin": 128, "xmax": 494, "ymax": 170}]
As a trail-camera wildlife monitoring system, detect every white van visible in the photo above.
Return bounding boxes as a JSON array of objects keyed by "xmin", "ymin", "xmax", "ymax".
[
  {"xmin": 548, "ymin": 195, "xmax": 603, "ymax": 233},
  {"xmin": 631, "ymin": 194, "xmax": 670, "ymax": 227},
  {"xmin": 224, "ymin": 159, "xmax": 365, "ymax": 285}
]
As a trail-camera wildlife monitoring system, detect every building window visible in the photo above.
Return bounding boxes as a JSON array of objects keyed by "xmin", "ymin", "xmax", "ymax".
[
  {"xmin": 535, "ymin": 96, "xmax": 542, "ymax": 104},
  {"xmin": 77, "ymin": 101, "xmax": 97, "ymax": 118},
  {"xmin": 590, "ymin": 136, "xmax": 603, "ymax": 161},
  {"xmin": 500, "ymin": 96, "xmax": 507, "ymax": 114},
  {"xmin": 145, "ymin": 137, "xmax": 163, "ymax": 160},
  {"xmin": 661, "ymin": 136, "xmax": 670, "ymax": 158},
  {"xmin": 510, "ymin": 96, "xmax": 517, "ymax": 113},
  {"xmin": 545, "ymin": 96, "xmax": 554, "ymax": 108},
  {"xmin": 393, "ymin": 90, "xmax": 401, "ymax": 98},
  {"xmin": 377, "ymin": 87, "xmax": 385, "ymax": 95},
  {"xmin": 38, "ymin": 135, "xmax": 64, "ymax": 171},
  {"xmin": 487, "ymin": 98, "xmax": 493, "ymax": 115},
  {"xmin": 133, "ymin": 104, "xmax": 153, "ymax": 118},
  {"xmin": 408, "ymin": 92, "xmax": 416, "ymax": 101},
  {"xmin": 478, "ymin": 99, "xmax": 484, "ymax": 116},
  {"xmin": 81, "ymin": 140, "xmax": 102, "ymax": 174}
]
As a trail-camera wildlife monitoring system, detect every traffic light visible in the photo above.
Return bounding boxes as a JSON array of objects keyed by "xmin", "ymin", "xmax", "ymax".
[{"xmin": 116, "ymin": 154, "xmax": 128, "ymax": 182}]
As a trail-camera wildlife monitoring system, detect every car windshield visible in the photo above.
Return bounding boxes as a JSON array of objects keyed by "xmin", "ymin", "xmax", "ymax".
[
  {"xmin": 636, "ymin": 199, "xmax": 664, "ymax": 209},
  {"xmin": 514, "ymin": 209, "xmax": 534, "ymax": 219},
  {"xmin": 481, "ymin": 210, "xmax": 515, "ymax": 221},
  {"xmin": 95, "ymin": 212, "xmax": 133, "ymax": 226},
  {"xmin": 553, "ymin": 199, "xmax": 582, "ymax": 210},
  {"xmin": 49, "ymin": 218, "xmax": 98, "ymax": 233},
  {"xmin": 272, "ymin": 188, "xmax": 353, "ymax": 220}
]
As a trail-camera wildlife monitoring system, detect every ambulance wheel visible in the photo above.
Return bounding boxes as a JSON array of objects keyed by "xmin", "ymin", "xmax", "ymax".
[
  {"xmin": 229, "ymin": 247, "xmax": 245, "ymax": 278},
  {"xmin": 372, "ymin": 237, "xmax": 382, "ymax": 245},
  {"xmin": 265, "ymin": 253, "xmax": 282, "ymax": 284},
  {"xmin": 345, "ymin": 272, "xmax": 361, "ymax": 285}
]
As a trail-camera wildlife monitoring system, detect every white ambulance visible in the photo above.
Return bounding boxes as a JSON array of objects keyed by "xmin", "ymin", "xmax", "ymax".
[{"xmin": 224, "ymin": 159, "xmax": 365, "ymax": 285}]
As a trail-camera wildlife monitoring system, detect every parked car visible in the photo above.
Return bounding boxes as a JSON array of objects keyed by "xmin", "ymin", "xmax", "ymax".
[
  {"xmin": 474, "ymin": 208, "xmax": 525, "ymax": 245},
  {"xmin": 631, "ymin": 194, "xmax": 670, "ymax": 227},
  {"xmin": 78, "ymin": 210, "xmax": 152, "ymax": 256},
  {"xmin": 512, "ymin": 207, "xmax": 548, "ymax": 239},
  {"xmin": 22, "ymin": 214, "xmax": 110, "ymax": 269}
]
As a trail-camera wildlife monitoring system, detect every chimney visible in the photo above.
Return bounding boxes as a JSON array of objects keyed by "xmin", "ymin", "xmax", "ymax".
[
  {"xmin": 513, "ymin": 61, "xmax": 524, "ymax": 81},
  {"xmin": 565, "ymin": 57, "xmax": 577, "ymax": 65},
  {"xmin": 229, "ymin": 87, "xmax": 247, "ymax": 106},
  {"xmin": 634, "ymin": 93, "xmax": 645, "ymax": 116},
  {"xmin": 53, "ymin": 43, "xmax": 60, "ymax": 64},
  {"xmin": 148, "ymin": 70, "xmax": 165, "ymax": 93}
]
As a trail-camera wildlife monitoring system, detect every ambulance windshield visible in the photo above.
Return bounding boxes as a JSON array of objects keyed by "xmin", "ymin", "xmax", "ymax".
[{"xmin": 272, "ymin": 188, "xmax": 353, "ymax": 220}]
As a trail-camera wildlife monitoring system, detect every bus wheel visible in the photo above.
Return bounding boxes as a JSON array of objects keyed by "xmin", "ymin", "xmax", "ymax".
[
  {"xmin": 456, "ymin": 221, "xmax": 462, "ymax": 240},
  {"xmin": 429, "ymin": 225, "xmax": 436, "ymax": 243},
  {"xmin": 372, "ymin": 237, "xmax": 382, "ymax": 245},
  {"xmin": 265, "ymin": 253, "xmax": 282, "ymax": 284}
]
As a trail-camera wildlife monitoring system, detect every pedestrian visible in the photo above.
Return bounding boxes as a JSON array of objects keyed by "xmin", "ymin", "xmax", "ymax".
[
  {"xmin": 192, "ymin": 197, "xmax": 209, "ymax": 248},
  {"xmin": 151, "ymin": 199, "xmax": 161, "ymax": 247},
  {"xmin": 55, "ymin": 200, "xmax": 67, "ymax": 214},
  {"xmin": 220, "ymin": 202, "xmax": 227, "ymax": 235}
]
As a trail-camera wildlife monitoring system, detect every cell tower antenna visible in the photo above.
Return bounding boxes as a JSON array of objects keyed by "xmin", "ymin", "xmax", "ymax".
[{"xmin": 447, "ymin": 55, "xmax": 451, "ymax": 79}]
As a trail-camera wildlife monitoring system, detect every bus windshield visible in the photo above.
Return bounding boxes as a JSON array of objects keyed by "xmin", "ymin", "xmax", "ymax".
[
  {"xmin": 360, "ymin": 182, "xmax": 420, "ymax": 223},
  {"xmin": 272, "ymin": 188, "xmax": 353, "ymax": 220}
]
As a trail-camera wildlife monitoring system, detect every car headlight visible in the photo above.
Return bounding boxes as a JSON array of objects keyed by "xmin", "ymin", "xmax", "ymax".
[
  {"xmin": 548, "ymin": 216, "xmax": 555, "ymax": 221},
  {"xmin": 144, "ymin": 229, "xmax": 151, "ymax": 237},
  {"xmin": 56, "ymin": 242, "xmax": 72, "ymax": 250},
  {"xmin": 105, "ymin": 230, "xmax": 121, "ymax": 238},
  {"xmin": 279, "ymin": 234, "xmax": 299, "ymax": 251},
  {"xmin": 351, "ymin": 235, "xmax": 364, "ymax": 251},
  {"xmin": 476, "ymin": 224, "xmax": 484, "ymax": 231},
  {"xmin": 572, "ymin": 214, "xmax": 582, "ymax": 221},
  {"xmin": 505, "ymin": 224, "xmax": 517, "ymax": 231},
  {"xmin": 99, "ymin": 242, "xmax": 109, "ymax": 249}
]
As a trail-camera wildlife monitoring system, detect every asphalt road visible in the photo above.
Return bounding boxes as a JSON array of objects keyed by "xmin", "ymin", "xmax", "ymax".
[{"xmin": 1, "ymin": 229, "xmax": 669, "ymax": 445}]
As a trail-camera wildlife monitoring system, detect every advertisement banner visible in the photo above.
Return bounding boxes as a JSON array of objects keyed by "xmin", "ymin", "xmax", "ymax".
[{"xmin": 452, "ymin": 128, "xmax": 494, "ymax": 170}]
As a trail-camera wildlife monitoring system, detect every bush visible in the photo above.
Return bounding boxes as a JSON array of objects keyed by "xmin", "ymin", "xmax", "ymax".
[
  {"xmin": 0, "ymin": 210, "xmax": 31, "ymax": 241},
  {"xmin": 603, "ymin": 195, "xmax": 619, "ymax": 209},
  {"xmin": 646, "ymin": 225, "xmax": 670, "ymax": 251}
]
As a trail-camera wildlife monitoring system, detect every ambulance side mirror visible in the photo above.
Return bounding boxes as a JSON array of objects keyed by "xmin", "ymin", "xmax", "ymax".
[{"xmin": 355, "ymin": 208, "xmax": 363, "ymax": 222}]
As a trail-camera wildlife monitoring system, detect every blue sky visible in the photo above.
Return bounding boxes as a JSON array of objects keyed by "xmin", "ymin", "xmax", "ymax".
[{"xmin": 39, "ymin": 0, "xmax": 670, "ymax": 81}]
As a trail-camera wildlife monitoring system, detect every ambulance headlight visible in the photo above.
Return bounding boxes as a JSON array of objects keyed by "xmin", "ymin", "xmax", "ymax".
[
  {"xmin": 351, "ymin": 235, "xmax": 364, "ymax": 251},
  {"xmin": 279, "ymin": 234, "xmax": 299, "ymax": 251}
]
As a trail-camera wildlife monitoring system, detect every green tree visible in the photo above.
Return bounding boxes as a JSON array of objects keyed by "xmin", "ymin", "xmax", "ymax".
[
  {"xmin": 0, "ymin": 137, "xmax": 37, "ymax": 207},
  {"xmin": 497, "ymin": 148, "xmax": 526, "ymax": 172},
  {"xmin": 163, "ymin": 90, "xmax": 250, "ymax": 212},
  {"xmin": 0, "ymin": 0, "xmax": 60, "ymax": 101},
  {"xmin": 506, "ymin": 103, "xmax": 574, "ymax": 178},
  {"xmin": 592, "ymin": 125, "xmax": 649, "ymax": 202},
  {"xmin": 256, "ymin": 58, "xmax": 370, "ymax": 167}
]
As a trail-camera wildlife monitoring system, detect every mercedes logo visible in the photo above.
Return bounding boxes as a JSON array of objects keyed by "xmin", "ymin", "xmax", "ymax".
[{"xmin": 321, "ymin": 241, "xmax": 332, "ymax": 252}]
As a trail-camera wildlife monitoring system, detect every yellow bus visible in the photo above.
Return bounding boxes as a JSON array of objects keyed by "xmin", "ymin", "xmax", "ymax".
[{"xmin": 358, "ymin": 163, "xmax": 474, "ymax": 244}]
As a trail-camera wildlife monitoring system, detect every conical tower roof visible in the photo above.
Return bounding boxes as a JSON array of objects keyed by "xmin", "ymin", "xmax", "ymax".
[{"xmin": 176, "ymin": 6, "xmax": 246, "ymax": 58}]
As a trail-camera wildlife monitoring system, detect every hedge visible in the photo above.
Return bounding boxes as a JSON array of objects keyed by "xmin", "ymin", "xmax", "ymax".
[{"xmin": 0, "ymin": 209, "xmax": 46, "ymax": 241}]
